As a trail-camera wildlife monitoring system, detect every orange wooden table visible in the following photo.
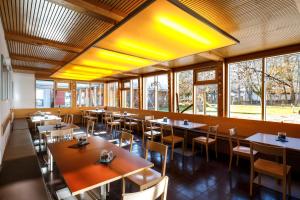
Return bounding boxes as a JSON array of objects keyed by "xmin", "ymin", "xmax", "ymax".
[{"xmin": 48, "ymin": 136, "xmax": 153, "ymax": 196}]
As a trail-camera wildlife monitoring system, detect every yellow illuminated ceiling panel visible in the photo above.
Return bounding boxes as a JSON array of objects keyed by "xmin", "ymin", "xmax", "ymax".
[
  {"xmin": 52, "ymin": 0, "xmax": 238, "ymax": 81},
  {"xmin": 94, "ymin": 0, "xmax": 238, "ymax": 61}
]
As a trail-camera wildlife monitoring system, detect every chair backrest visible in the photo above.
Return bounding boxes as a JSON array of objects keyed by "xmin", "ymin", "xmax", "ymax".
[
  {"xmin": 122, "ymin": 176, "xmax": 169, "ymax": 200},
  {"xmin": 250, "ymin": 142, "xmax": 286, "ymax": 175},
  {"xmin": 161, "ymin": 124, "xmax": 174, "ymax": 138},
  {"xmin": 86, "ymin": 120, "xmax": 95, "ymax": 136},
  {"xmin": 49, "ymin": 128, "xmax": 73, "ymax": 143},
  {"xmin": 67, "ymin": 114, "xmax": 74, "ymax": 124},
  {"xmin": 207, "ymin": 125, "xmax": 219, "ymax": 140},
  {"xmin": 228, "ymin": 128, "xmax": 239, "ymax": 149},
  {"xmin": 145, "ymin": 115, "xmax": 154, "ymax": 120},
  {"xmin": 145, "ymin": 141, "xmax": 168, "ymax": 176},
  {"xmin": 120, "ymin": 131, "xmax": 134, "ymax": 152},
  {"xmin": 44, "ymin": 119, "xmax": 61, "ymax": 125},
  {"xmin": 62, "ymin": 114, "xmax": 69, "ymax": 123}
]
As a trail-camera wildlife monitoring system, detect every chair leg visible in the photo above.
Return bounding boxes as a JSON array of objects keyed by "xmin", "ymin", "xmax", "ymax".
[
  {"xmin": 182, "ymin": 141, "xmax": 184, "ymax": 156},
  {"xmin": 258, "ymin": 174, "xmax": 261, "ymax": 185},
  {"xmin": 215, "ymin": 142, "xmax": 218, "ymax": 159},
  {"xmin": 288, "ymin": 172, "xmax": 292, "ymax": 197},
  {"xmin": 250, "ymin": 170, "xmax": 254, "ymax": 196},
  {"xmin": 229, "ymin": 153, "xmax": 232, "ymax": 171},
  {"xmin": 171, "ymin": 142, "xmax": 174, "ymax": 160},
  {"xmin": 282, "ymin": 177, "xmax": 287, "ymax": 200},
  {"xmin": 192, "ymin": 140, "xmax": 195, "ymax": 155},
  {"xmin": 122, "ymin": 178, "xmax": 126, "ymax": 194},
  {"xmin": 205, "ymin": 144, "xmax": 209, "ymax": 162},
  {"xmin": 236, "ymin": 155, "xmax": 239, "ymax": 166}
]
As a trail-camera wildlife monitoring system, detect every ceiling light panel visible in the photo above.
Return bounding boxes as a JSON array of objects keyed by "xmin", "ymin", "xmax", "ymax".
[{"xmin": 94, "ymin": 0, "xmax": 238, "ymax": 62}]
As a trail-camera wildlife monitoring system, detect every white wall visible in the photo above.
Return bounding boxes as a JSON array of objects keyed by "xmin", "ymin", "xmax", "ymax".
[
  {"xmin": 0, "ymin": 17, "xmax": 12, "ymax": 165},
  {"xmin": 13, "ymin": 73, "xmax": 35, "ymax": 109}
]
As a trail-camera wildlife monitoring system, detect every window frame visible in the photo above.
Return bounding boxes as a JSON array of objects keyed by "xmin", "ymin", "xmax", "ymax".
[
  {"xmin": 121, "ymin": 78, "xmax": 140, "ymax": 109},
  {"xmin": 227, "ymin": 50, "xmax": 300, "ymax": 124},
  {"xmin": 35, "ymin": 79, "xmax": 55, "ymax": 108},
  {"xmin": 107, "ymin": 81, "xmax": 119, "ymax": 107}
]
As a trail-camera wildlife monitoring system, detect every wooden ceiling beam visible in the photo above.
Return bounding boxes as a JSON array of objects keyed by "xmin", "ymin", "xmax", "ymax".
[
  {"xmin": 12, "ymin": 65, "xmax": 55, "ymax": 74},
  {"xmin": 5, "ymin": 32, "xmax": 82, "ymax": 53},
  {"xmin": 48, "ymin": 0, "xmax": 125, "ymax": 24},
  {"xmin": 198, "ymin": 51, "xmax": 224, "ymax": 61},
  {"xmin": 11, "ymin": 54, "xmax": 64, "ymax": 66}
]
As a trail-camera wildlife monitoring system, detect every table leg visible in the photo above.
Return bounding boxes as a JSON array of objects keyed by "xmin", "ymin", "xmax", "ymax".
[
  {"xmin": 47, "ymin": 148, "xmax": 53, "ymax": 172},
  {"xmin": 100, "ymin": 185, "xmax": 107, "ymax": 200},
  {"xmin": 184, "ymin": 129, "xmax": 188, "ymax": 152}
]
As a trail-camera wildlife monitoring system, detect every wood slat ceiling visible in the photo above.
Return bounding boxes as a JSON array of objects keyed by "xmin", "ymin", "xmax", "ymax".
[{"xmin": 1, "ymin": 0, "xmax": 300, "ymax": 78}]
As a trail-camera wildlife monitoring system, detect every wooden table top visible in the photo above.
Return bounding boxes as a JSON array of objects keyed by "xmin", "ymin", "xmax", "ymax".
[
  {"xmin": 246, "ymin": 133, "xmax": 300, "ymax": 151},
  {"xmin": 112, "ymin": 113, "xmax": 136, "ymax": 118},
  {"xmin": 88, "ymin": 109, "xmax": 106, "ymax": 114},
  {"xmin": 37, "ymin": 123, "xmax": 80, "ymax": 133},
  {"xmin": 30, "ymin": 115, "xmax": 61, "ymax": 123},
  {"xmin": 48, "ymin": 137, "xmax": 153, "ymax": 195},
  {"xmin": 150, "ymin": 118, "xmax": 207, "ymax": 130}
]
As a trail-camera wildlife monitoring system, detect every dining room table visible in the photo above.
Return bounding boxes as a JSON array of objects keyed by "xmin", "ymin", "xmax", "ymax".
[
  {"xmin": 150, "ymin": 118, "xmax": 207, "ymax": 154},
  {"xmin": 47, "ymin": 136, "xmax": 153, "ymax": 199},
  {"xmin": 246, "ymin": 132, "xmax": 300, "ymax": 151}
]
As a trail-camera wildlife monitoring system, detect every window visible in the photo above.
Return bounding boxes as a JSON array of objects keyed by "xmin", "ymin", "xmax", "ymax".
[
  {"xmin": 122, "ymin": 79, "xmax": 139, "ymax": 109},
  {"xmin": 195, "ymin": 69, "xmax": 216, "ymax": 82},
  {"xmin": 56, "ymin": 82, "xmax": 70, "ymax": 89},
  {"xmin": 175, "ymin": 70, "xmax": 193, "ymax": 113},
  {"xmin": 265, "ymin": 53, "xmax": 300, "ymax": 123},
  {"xmin": 76, "ymin": 83, "xmax": 90, "ymax": 107},
  {"xmin": 108, "ymin": 82, "xmax": 119, "ymax": 107},
  {"xmin": 228, "ymin": 59, "xmax": 262, "ymax": 120},
  {"xmin": 90, "ymin": 83, "xmax": 104, "ymax": 107},
  {"xmin": 36, "ymin": 80, "xmax": 54, "ymax": 108},
  {"xmin": 1, "ymin": 55, "xmax": 9, "ymax": 100},
  {"xmin": 144, "ymin": 74, "xmax": 169, "ymax": 111},
  {"xmin": 195, "ymin": 84, "xmax": 218, "ymax": 116},
  {"xmin": 55, "ymin": 81, "xmax": 71, "ymax": 108}
]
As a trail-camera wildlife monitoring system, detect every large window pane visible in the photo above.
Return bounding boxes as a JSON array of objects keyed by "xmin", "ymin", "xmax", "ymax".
[
  {"xmin": 144, "ymin": 76, "xmax": 155, "ymax": 110},
  {"xmin": 108, "ymin": 82, "xmax": 119, "ymax": 107},
  {"xmin": 228, "ymin": 59, "xmax": 262, "ymax": 120},
  {"xmin": 36, "ymin": 80, "xmax": 54, "ymax": 108},
  {"xmin": 55, "ymin": 90, "xmax": 71, "ymax": 108},
  {"xmin": 132, "ymin": 79, "xmax": 139, "ymax": 109},
  {"xmin": 175, "ymin": 70, "xmax": 193, "ymax": 113},
  {"xmin": 265, "ymin": 53, "xmax": 300, "ymax": 123},
  {"xmin": 122, "ymin": 89, "xmax": 131, "ymax": 108},
  {"xmin": 90, "ymin": 83, "xmax": 104, "ymax": 107},
  {"xmin": 157, "ymin": 74, "xmax": 169, "ymax": 111},
  {"xmin": 76, "ymin": 83, "xmax": 90, "ymax": 107},
  {"xmin": 195, "ymin": 84, "xmax": 218, "ymax": 116}
]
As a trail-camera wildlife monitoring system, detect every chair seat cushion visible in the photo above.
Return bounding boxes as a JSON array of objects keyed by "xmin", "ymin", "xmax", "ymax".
[
  {"xmin": 163, "ymin": 135, "xmax": 184, "ymax": 143},
  {"xmin": 127, "ymin": 168, "xmax": 161, "ymax": 187},
  {"xmin": 193, "ymin": 136, "xmax": 215, "ymax": 144},
  {"xmin": 233, "ymin": 146, "xmax": 258, "ymax": 156},
  {"xmin": 254, "ymin": 158, "xmax": 291, "ymax": 178}
]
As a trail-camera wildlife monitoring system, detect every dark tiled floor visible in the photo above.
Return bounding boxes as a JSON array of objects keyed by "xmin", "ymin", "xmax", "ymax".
[{"xmin": 32, "ymin": 124, "xmax": 300, "ymax": 200}]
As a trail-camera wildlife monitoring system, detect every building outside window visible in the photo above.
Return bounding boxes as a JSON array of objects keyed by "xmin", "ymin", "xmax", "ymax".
[
  {"xmin": 76, "ymin": 83, "xmax": 90, "ymax": 107},
  {"xmin": 122, "ymin": 79, "xmax": 139, "ymax": 109},
  {"xmin": 108, "ymin": 82, "xmax": 119, "ymax": 107},
  {"xmin": 144, "ymin": 74, "xmax": 169, "ymax": 111},
  {"xmin": 55, "ymin": 81, "xmax": 71, "ymax": 108},
  {"xmin": 36, "ymin": 80, "xmax": 54, "ymax": 108},
  {"xmin": 90, "ymin": 83, "xmax": 104, "ymax": 107}
]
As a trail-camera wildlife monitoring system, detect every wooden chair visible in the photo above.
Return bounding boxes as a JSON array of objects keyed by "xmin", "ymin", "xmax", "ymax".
[
  {"xmin": 124, "ymin": 141, "xmax": 168, "ymax": 193},
  {"xmin": 43, "ymin": 119, "xmax": 61, "ymax": 125},
  {"xmin": 192, "ymin": 125, "xmax": 219, "ymax": 162},
  {"xmin": 103, "ymin": 112, "xmax": 112, "ymax": 129},
  {"xmin": 161, "ymin": 124, "xmax": 184, "ymax": 160},
  {"xmin": 124, "ymin": 117, "xmax": 139, "ymax": 133},
  {"xmin": 144, "ymin": 116, "xmax": 160, "ymax": 130},
  {"xmin": 106, "ymin": 115, "xmax": 121, "ymax": 134},
  {"xmin": 119, "ymin": 131, "xmax": 134, "ymax": 152},
  {"xmin": 123, "ymin": 176, "xmax": 169, "ymax": 200},
  {"xmin": 67, "ymin": 114, "xmax": 74, "ymax": 124},
  {"xmin": 142, "ymin": 120, "xmax": 161, "ymax": 148},
  {"xmin": 62, "ymin": 114, "xmax": 69, "ymax": 123},
  {"xmin": 84, "ymin": 111, "xmax": 98, "ymax": 126},
  {"xmin": 250, "ymin": 142, "xmax": 291, "ymax": 200},
  {"xmin": 228, "ymin": 128, "xmax": 258, "ymax": 171}
]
